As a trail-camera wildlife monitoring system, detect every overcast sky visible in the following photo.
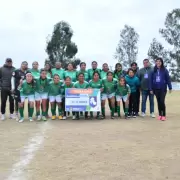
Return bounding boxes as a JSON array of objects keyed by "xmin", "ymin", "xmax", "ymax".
[{"xmin": 0, "ymin": 0, "xmax": 179, "ymax": 69}]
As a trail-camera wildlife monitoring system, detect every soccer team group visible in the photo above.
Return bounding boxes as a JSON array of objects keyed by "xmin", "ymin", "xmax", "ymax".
[{"xmin": 0, "ymin": 57, "xmax": 172, "ymax": 122}]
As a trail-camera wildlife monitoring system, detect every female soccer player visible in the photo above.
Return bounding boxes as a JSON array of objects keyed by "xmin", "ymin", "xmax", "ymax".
[
  {"xmin": 78, "ymin": 62, "xmax": 89, "ymax": 82},
  {"xmin": 101, "ymin": 71, "xmax": 117, "ymax": 119},
  {"xmin": 62, "ymin": 76, "xmax": 75, "ymax": 120},
  {"xmin": 30, "ymin": 61, "xmax": 40, "ymax": 79},
  {"xmin": 73, "ymin": 73, "xmax": 89, "ymax": 120},
  {"xmin": 116, "ymin": 77, "xmax": 131, "ymax": 118},
  {"xmin": 114, "ymin": 63, "xmax": 126, "ymax": 79},
  {"xmin": 44, "ymin": 62, "xmax": 52, "ymax": 78},
  {"xmin": 89, "ymin": 72, "xmax": 103, "ymax": 119},
  {"xmin": 64, "ymin": 63, "xmax": 77, "ymax": 82},
  {"xmin": 149, "ymin": 58, "xmax": 172, "ymax": 121},
  {"xmin": 18, "ymin": 73, "xmax": 35, "ymax": 123},
  {"xmin": 48, "ymin": 74, "xmax": 63, "ymax": 120},
  {"xmin": 34, "ymin": 69, "xmax": 51, "ymax": 121},
  {"xmin": 125, "ymin": 68, "xmax": 140, "ymax": 118},
  {"xmin": 100, "ymin": 63, "xmax": 109, "ymax": 79}
]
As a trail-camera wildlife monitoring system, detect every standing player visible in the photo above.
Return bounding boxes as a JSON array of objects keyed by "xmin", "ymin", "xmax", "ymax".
[
  {"xmin": 73, "ymin": 73, "xmax": 89, "ymax": 120},
  {"xmin": 48, "ymin": 74, "xmax": 63, "ymax": 120},
  {"xmin": 100, "ymin": 63, "xmax": 109, "ymax": 79},
  {"xmin": 116, "ymin": 77, "xmax": 131, "ymax": 118},
  {"xmin": 11, "ymin": 61, "xmax": 28, "ymax": 118},
  {"xmin": 78, "ymin": 62, "xmax": 89, "ymax": 82},
  {"xmin": 114, "ymin": 63, "xmax": 126, "ymax": 79},
  {"xmin": 101, "ymin": 71, "xmax": 117, "ymax": 119},
  {"xmin": 61, "ymin": 76, "xmax": 75, "ymax": 120},
  {"xmin": 29, "ymin": 61, "xmax": 40, "ymax": 79},
  {"xmin": 44, "ymin": 62, "xmax": 52, "ymax": 79},
  {"xmin": 34, "ymin": 69, "xmax": 51, "ymax": 121},
  {"xmin": 64, "ymin": 63, "xmax": 77, "ymax": 82},
  {"xmin": 88, "ymin": 61, "xmax": 101, "ymax": 80},
  {"xmin": 89, "ymin": 72, "xmax": 103, "ymax": 119},
  {"xmin": 51, "ymin": 62, "xmax": 65, "ymax": 80},
  {"xmin": 18, "ymin": 73, "xmax": 35, "ymax": 123}
]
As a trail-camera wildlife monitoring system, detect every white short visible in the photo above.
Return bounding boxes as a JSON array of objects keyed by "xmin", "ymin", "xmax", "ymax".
[
  {"xmin": 35, "ymin": 92, "xmax": 48, "ymax": 101},
  {"xmin": 116, "ymin": 95, "xmax": 128, "ymax": 102},
  {"xmin": 49, "ymin": 95, "xmax": 62, "ymax": 103},
  {"xmin": 101, "ymin": 93, "xmax": 115, "ymax": 100},
  {"xmin": 20, "ymin": 95, "xmax": 35, "ymax": 103}
]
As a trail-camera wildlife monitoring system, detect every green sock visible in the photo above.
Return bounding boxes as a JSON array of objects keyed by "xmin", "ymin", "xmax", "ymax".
[
  {"xmin": 19, "ymin": 107, "xmax": 24, "ymax": 118},
  {"xmin": 90, "ymin": 112, "xmax": 93, "ymax": 117},
  {"xmin": 36, "ymin": 111, "xmax": 40, "ymax": 116},
  {"xmin": 42, "ymin": 111, "xmax": 46, "ymax": 116},
  {"xmin": 125, "ymin": 108, "xmax": 128, "ymax": 115},
  {"xmin": 58, "ymin": 108, "xmax": 62, "ymax": 116},
  {"xmin": 51, "ymin": 107, "xmax": 56, "ymax": 116},
  {"xmin": 117, "ymin": 106, "xmax": 120, "ymax": 116},
  {"xmin": 109, "ymin": 103, "xmax": 112, "ymax": 111},
  {"xmin": 101, "ymin": 107, "xmax": 105, "ymax": 116},
  {"xmin": 111, "ymin": 107, "xmax": 115, "ymax": 117},
  {"xmin": 29, "ymin": 107, "xmax": 34, "ymax": 118},
  {"xmin": 97, "ymin": 112, "xmax": 100, "ymax": 117}
]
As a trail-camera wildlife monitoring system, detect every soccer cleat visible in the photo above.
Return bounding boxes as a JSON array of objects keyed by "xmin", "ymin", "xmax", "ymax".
[
  {"xmin": 141, "ymin": 112, "xmax": 145, "ymax": 117},
  {"xmin": 72, "ymin": 115, "xmax": 76, "ymax": 120},
  {"xmin": 1, "ymin": 114, "xmax": 5, "ymax": 121},
  {"xmin": 157, "ymin": 116, "xmax": 162, "ymax": 120},
  {"xmin": 42, "ymin": 116, "xmax": 47, "ymax": 121},
  {"xmin": 151, "ymin": 113, "xmax": 155, "ymax": 118},
  {"xmin": 58, "ymin": 115, "xmax": 63, "ymax": 120},
  {"xmin": 29, "ymin": 118, "xmax": 34, "ymax": 122},
  {"xmin": 161, "ymin": 116, "xmax": 166, "ymax": 121},
  {"xmin": 111, "ymin": 116, "xmax": 115, "ymax": 119},
  {"xmin": 51, "ymin": 115, "xmax": 56, "ymax": 120},
  {"xmin": 127, "ymin": 113, "xmax": 131, "ymax": 118},
  {"xmin": 133, "ymin": 112, "xmax": 136, "ymax": 118},
  {"xmin": 63, "ymin": 116, "xmax": 67, "ymax": 120},
  {"xmin": 19, "ymin": 118, "xmax": 24, "ymax": 123},
  {"xmin": 37, "ymin": 115, "xmax": 41, "ymax": 121},
  {"xmin": 10, "ymin": 114, "xmax": 16, "ymax": 120}
]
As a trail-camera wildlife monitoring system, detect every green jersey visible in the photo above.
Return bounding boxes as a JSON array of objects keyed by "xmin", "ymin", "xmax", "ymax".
[
  {"xmin": 116, "ymin": 84, "xmax": 131, "ymax": 96},
  {"xmin": 46, "ymin": 72, "xmax": 52, "ymax": 79},
  {"xmin": 64, "ymin": 70, "xmax": 77, "ymax": 82},
  {"xmin": 48, "ymin": 82, "xmax": 63, "ymax": 96},
  {"xmin": 29, "ymin": 69, "xmax": 40, "ymax": 79},
  {"xmin": 35, "ymin": 78, "xmax": 52, "ymax": 93},
  {"xmin": 19, "ymin": 81, "xmax": 35, "ymax": 96},
  {"xmin": 78, "ymin": 70, "xmax": 89, "ymax": 82},
  {"xmin": 114, "ymin": 70, "xmax": 126, "ymax": 80},
  {"xmin": 89, "ymin": 79, "xmax": 103, "ymax": 89},
  {"xmin": 61, "ymin": 83, "xmax": 74, "ymax": 96},
  {"xmin": 102, "ymin": 78, "xmax": 117, "ymax": 94},
  {"xmin": 88, "ymin": 68, "xmax": 101, "ymax": 80},
  {"xmin": 74, "ymin": 81, "xmax": 89, "ymax": 89},
  {"xmin": 51, "ymin": 68, "xmax": 65, "ymax": 80},
  {"xmin": 100, "ymin": 70, "xmax": 108, "ymax": 79}
]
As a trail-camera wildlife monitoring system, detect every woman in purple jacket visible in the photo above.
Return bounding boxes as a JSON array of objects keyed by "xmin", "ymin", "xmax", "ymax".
[{"xmin": 149, "ymin": 58, "xmax": 172, "ymax": 121}]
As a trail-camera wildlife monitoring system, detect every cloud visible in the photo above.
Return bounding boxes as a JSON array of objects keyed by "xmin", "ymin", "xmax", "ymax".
[{"xmin": 0, "ymin": 0, "xmax": 179, "ymax": 69}]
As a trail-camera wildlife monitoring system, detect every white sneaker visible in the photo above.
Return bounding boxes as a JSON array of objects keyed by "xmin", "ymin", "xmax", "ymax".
[
  {"xmin": 1, "ymin": 114, "xmax": 5, "ymax": 121},
  {"xmin": 10, "ymin": 114, "xmax": 16, "ymax": 120},
  {"xmin": 29, "ymin": 118, "xmax": 34, "ymax": 122},
  {"xmin": 151, "ymin": 113, "xmax": 155, "ymax": 118},
  {"xmin": 63, "ymin": 116, "xmax": 67, "ymax": 120},
  {"xmin": 37, "ymin": 115, "xmax": 41, "ymax": 121},
  {"xmin": 19, "ymin": 118, "xmax": 24, "ymax": 123},
  {"xmin": 141, "ymin": 112, "xmax": 145, "ymax": 117},
  {"xmin": 72, "ymin": 115, "xmax": 76, "ymax": 120}
]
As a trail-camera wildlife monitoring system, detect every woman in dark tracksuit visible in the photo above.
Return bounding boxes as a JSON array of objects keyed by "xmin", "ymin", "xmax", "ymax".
[{"xmin": 149, "ymin": 58, "xmax": 172, "ymax": 121}]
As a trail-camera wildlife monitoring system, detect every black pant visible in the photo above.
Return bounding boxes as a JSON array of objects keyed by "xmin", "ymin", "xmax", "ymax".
[
  {"xmin": 14, "ymin": 89, "xmax": 21, "ymax": 112},
  {"xmin": 1, "ymin": 89, "xmax": 14, "ymax": 114},
  {"xmin": 154, "ymin": 89, "xmax": 167, "ymax": 116},
  {"xmin": 136, "ymin": 89, "xmax": 140, "ymax": 113},
  {"xmin": 129, "ymin": 92, "xmax": 137, "ymax": 114}
]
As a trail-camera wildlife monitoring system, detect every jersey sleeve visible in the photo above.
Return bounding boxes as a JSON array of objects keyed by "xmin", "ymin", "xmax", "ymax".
[{"xmin": 86, "ymin": 82, "xmax": 89, "ymax": 88}]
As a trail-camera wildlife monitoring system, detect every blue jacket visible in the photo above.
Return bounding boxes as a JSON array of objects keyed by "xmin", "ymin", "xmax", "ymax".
[
  {"xmin": 125, "ymin": 75, "xmax": 140, "ymax": 93},
  {"xmin": 149, "ymin": 67, "xmax": 172, "ymax": 91}
]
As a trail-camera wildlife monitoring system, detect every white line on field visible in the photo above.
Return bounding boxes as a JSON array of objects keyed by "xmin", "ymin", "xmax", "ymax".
[{"xmin": 6, "ymin": 123, "xmax": 50, "ymax": 180}]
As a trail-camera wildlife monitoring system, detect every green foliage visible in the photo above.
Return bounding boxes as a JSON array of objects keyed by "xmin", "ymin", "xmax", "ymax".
[
  {"xmin": 46, "ymin": 21, "xmax": 80, "ymax": 68},
  {"xmin": 148, "ymin": 38, "xmax": 171, "ymax": 67},
  {"xmin": 160, "ymin": 9, "xmax": 180, "ymax": 81},
  {"xmin": 114, "ymin": 25, "xmax": 139, "ymax": 68}
]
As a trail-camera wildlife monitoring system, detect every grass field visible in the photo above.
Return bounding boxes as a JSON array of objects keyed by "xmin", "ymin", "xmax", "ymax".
[{"xmin": 0, "ymin": 92, "xmax": 180, "ymax": 180}]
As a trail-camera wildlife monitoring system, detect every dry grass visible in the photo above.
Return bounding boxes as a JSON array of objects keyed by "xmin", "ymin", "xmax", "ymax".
[{"xmin": 0, "ymin": 92, "xmax": 180, "ymax": 180}]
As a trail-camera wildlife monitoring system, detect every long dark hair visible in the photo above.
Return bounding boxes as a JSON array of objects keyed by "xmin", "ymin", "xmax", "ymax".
[
  {"xmin": 114, "ymin": 63, "xmax": 122, "ymax": 74},
  {"xmin": 154, "ymin": 57, "xmax": 165, "ymax": 72},
  {"xmin": 119, "ymin": 77, "xmax": 128, "ymax": 89},
  {"xmin": 40, "ymin": 69, "xmax": 48, "ymax": 86},
  {"xmin": 45, "ymin": 62, "xmax": 52, "ymax": 76}
]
